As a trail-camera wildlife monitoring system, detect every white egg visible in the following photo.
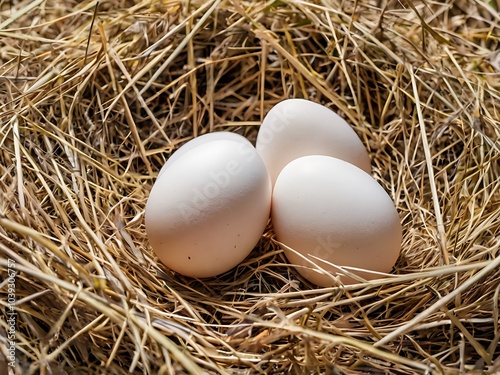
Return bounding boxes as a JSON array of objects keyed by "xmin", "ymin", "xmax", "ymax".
[
  {"xmin": 159, "ymin": 132, "xmax": 252, "ymax": 178},
  {"xmin": 256, "ymin": 99, "xmax": 372, "ymax": 185},
  {"xmin": 146, "ymin": 135, "xmax": 271, "ymax": 278},
  {"xmin": 272, "ymin": 155, "xmax": 402, "ymax": 286}
]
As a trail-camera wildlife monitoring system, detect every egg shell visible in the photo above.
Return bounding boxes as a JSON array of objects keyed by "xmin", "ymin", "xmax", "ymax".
[
  {"xmin": 145, "ymin": 138, "xmax": 272, "ymax": 278},
  {"xmin": 271, "ymin": 155, "xmax": 402, "ymax": 286},
  {"xmin": 256, "ymin": 98, "xmax": 372, "ymax": 185},
  {"xmin": 159, "ymin": 132, "xmax": 252, "ymax": 178}
]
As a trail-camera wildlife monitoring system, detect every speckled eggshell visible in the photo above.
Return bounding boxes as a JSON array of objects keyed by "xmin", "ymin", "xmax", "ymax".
[
  {"xmin": 146, "ymin": 136, "xmax": 272, "ymax": 278},
  {"xmin": 271, "ymin": 155, "xmax": 402, "ymax": 286},
  {"xmin": 256, "ymin": 98, "xmax": 372, "ymax": 185}
]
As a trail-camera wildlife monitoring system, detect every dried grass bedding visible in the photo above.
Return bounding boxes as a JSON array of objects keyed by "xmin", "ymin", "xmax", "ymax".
[{"xmin": 0, "ymin": 0, "xmax": 499, "ymax": 374}]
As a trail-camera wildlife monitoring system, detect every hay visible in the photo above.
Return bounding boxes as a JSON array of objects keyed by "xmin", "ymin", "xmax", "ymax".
[{"xmin": 0, "ymin": 0, "xmax": 499, "ymax": 373}]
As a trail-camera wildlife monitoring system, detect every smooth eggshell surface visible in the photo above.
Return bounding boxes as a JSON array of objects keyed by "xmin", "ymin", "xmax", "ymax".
[
  {"xmin": 159, "ymin": 132, "xmax": 252, "ymax": 178},
  {"xmin": 272, "ymin": 155, "xmax": 402, "ymax": 286},
  {"xmin": 256, "ymin": 99, "xmax": 372, "ymax": 185},
  {"xmin": 146, "ymin": 138, "xmax": 272, "ymax": 278}
]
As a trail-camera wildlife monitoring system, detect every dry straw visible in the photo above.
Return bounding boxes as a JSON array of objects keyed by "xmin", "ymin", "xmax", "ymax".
[{"xmin": 0, "ymin": 0, "xmax": 499, "ymax": 374}]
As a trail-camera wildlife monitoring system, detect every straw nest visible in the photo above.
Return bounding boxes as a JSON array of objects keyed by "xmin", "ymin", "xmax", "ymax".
[{"xmin": 1, "ymin": 0, "xmax": 499, "ymax": 374}]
